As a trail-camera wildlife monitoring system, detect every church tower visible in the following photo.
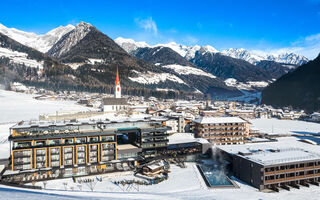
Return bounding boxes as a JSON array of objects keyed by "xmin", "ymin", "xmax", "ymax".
[{"xmin": 114, "ymin": 66, "xmax": 121, "ymax": 98}]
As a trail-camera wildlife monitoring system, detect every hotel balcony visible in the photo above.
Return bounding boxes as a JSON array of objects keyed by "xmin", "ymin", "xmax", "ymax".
[
  {"xmin": 265, "ymin": 165, "xmax": 320, "ymax": 175},
  {"xmin": 265, "ymin": 173, "xmax": 320, "ymax": 184}
]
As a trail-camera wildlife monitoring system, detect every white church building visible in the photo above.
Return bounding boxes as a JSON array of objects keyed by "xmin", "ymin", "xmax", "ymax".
[{"xmin": 103, "ymin": 67, "xmax": 129, "ymax": 112}]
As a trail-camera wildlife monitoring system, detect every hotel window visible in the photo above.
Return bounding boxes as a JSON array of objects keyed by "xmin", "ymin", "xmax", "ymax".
[
  {"xmin": 78, "ymin": 158, "xmax": 85, "ymax": 164},
  {"xmin": 78, "ymin": 152, "xmax": 85, "ymax": 158},
  {"xmin": 64, "ymin": 147, "xmax": 73, "ymax": 153},
  {"xmin": 51, "ymin": 147, "xmax": 60, "ymax": 154},
  {"xmin": 77, "ymin": 146, "xmax": 86, "ymax": 152},
  {"xmin": 48, "ymin": 139, "xmax": 61, "ymax": 146},
  {"xmin": 36, "ymin": 149, "xmax": 46, "ymax": 155},
  {"xmin": 90, "ymin": 144, "xmax": 99, "ymax": 151},
  {"xmin": 13, "ymin": 141, "xmax": 32, "ymax": 149},
  {"xmin": 76, "ymin": 137, "xmax": 86, "ymax": 144},
  {"xmin": 62, "ymin": 138, "xmax": 74, "ymax": 144},
  {"xmin": 101, "ymin": 136, "xmax": 114, "ymax": 142},
  {"xmin": 65, "ymin": 160, "xmax": 73, "ymax": 166},
  {"xmin": 35, "ymin": 140, "xmax": 46, "ymax": 147},
  {"xmin": 51, "ymin": 161, "xmax": 59, "ymax": 167},
  {"xmin": 102, "ymin": 143, "xmax": 114, "ymax": 149},
  {"xmin": 22, "ymin": 164, "xmax": 31, "ymax": 170},
  {"xmin": 51, "ymin": 155, "xmax": 59, "ymax": 161},
  {"xmin": 89, "ymin": 137, "xmax": 99, "ymax": 143}
]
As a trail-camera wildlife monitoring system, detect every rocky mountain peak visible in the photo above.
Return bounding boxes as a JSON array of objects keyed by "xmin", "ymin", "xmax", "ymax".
[{"xmin": 47, "ymin": 22, "xmax": 93, "ymax": 58}]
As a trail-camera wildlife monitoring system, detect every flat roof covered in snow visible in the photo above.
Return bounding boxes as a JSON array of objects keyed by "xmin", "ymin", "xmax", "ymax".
[
  {"xmin": 193, "ymin": 117, "xmax": 246, "ymax": 124},
  {"xmin": 11, "ymin": 117, "xmax": 168, "ymax": 129},
  {"xmin": 218, "ymin": 137, "xmax": 320, "ymax": 166},
  {"xmin": 168, "ymin": 132, "xmax": 209, "ymax": 145},
  {"xmin": 243, "ymin": 148, "xmax": 320, "ymax": 166}
]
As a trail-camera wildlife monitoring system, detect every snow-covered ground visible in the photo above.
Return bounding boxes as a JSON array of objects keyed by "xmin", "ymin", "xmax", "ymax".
[
  {"xmin": 0, "ymin": 47, "xmax": 44, "ymax": 69},
  {"xmin": 2, "ymin": 159, "xmax": 320, "ymax": 200},
  {"xmin": 0, "ymin": 89, "xmax": 94, "ymax": 123},
  {"xmin": 250, "ymin": 118, "xmax": 320, "ymax": 135},
  {"xmin": 2, "ymin": 89, "xmax": 320, "ymax": 199},
  {"xmin": 0, "ymin": 89, "xmax": 98, "ymax": 159}
]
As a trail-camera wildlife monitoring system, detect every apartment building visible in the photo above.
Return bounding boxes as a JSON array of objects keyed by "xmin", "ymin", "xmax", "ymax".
[
  {"xmin": 192, "ymin": 117, "xmax": 250, "ymax": 145},
  {"xmin": 3, "ymin": 118, "xmax": 169, "ymax": 183}
]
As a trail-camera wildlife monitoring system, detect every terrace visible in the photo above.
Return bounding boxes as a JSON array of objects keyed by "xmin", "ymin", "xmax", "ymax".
[{"xmin": 10, "ymin": 118, "xmax": 168, "ymax": 138}]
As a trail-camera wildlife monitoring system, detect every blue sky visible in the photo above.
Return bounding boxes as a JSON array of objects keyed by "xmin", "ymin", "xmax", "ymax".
[{"xmin": 1, "ymin": 0, "xmax": 320, "ymax": 58}]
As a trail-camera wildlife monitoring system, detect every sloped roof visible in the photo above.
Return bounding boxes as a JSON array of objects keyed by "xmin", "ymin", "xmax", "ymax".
[{"xmin": 103, "ymin": 98, "xmax": 128, "ymax": 105}]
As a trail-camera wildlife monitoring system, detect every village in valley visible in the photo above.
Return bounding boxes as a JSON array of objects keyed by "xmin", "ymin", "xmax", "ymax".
[
  {"xmin": 0, "ymin": 66, "xmax": 320, "ymax": 200},
  {"xmin": 0, "ymin": 1, "xmax": 320, "ymax": 199}
]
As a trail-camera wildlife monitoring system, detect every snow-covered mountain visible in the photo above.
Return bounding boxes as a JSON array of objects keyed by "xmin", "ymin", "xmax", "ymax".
[
  {"xmin": 114, "ymin": 37, "xmax": 150, "ymax": 54},
  {"xmin": 115, "ymin": 39, "xmax": 202, "ymax": 60},
  {"xmin": 154, "ymin": 42, "xmax": 202, "ymax": 60},
  {"xmin": 222, "ymin": 48, "xmax": 308, "ymax": 65},
  {"xmin": 221, "ymin": 48, "xmax": 264, "ymax": 65},
  {"xmin": 198, "ymin": 45, "xmax": 219, "ymax": 55},
  {"xmin": 116, "ymin": 37, "xmax": 308, "ymax": 66},
  {"xmin": 47, "ymin": 22, "xmax": 92, "ymax": 58},
  {"xmin": 115, "ymin": 37, "xmax": 305, "ymax": 91},
  {"xmin": 266, "ymin": 53, "xmax": 308, "ymax": 65},
  {"xmin": 0, "ymin": 23, "xmax": 74, "ymax": 53}
]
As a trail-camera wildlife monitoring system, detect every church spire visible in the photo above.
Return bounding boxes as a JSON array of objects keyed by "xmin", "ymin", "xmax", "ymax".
[
  {"xmin": 114, "ymin": 65, "xmax": 121, "ymax": 98},
  {"xmin": 115, "ymin": 65, "xmax": 120, "ymax": 86}
]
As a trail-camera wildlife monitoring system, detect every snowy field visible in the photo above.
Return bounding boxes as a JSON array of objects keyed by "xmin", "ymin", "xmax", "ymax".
[
  {"xmin": 0, "ymin": 89, "xmax": 94, "ymax": 123},
  {"xmin": 0, "ymin": 89, "xmax": 98, "ymax": 159},
  {"xmin": 250, "ymin": 118, "xmax": 320, "ymax": 135},
  {"xmin": 2, "ymin": 160, "xmax": 320, "ymax": 200},
  {"xmin": 2, "ymin": 89, "xmax": 320, "ymax": 199}
]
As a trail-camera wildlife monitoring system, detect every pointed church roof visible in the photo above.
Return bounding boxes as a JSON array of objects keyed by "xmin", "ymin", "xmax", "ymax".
[{"xmin": 115, "ymin": 66, "xmax": 120, "ymax": 86}]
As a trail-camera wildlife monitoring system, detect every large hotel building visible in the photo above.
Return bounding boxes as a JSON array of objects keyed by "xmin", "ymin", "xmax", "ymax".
[
  {"xmin": 218, "ymin": 145, "xmax": 320, "ymax": 191},
  {"xmin": 192, "ymin": 117, "xmax": 250, "ymax": 145},
  {"xmin": 4, "ymin": 118, "xmax": 169, "ymax": 183}
]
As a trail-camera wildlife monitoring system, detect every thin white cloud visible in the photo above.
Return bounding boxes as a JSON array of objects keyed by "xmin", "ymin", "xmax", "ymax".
[
  {"xmin": 305, "ymin": 33, "xmax": 320, "ymax": 41},
  {"xmin": 135, "ymin": 17, "xmax": 158, "ymax": 35}
]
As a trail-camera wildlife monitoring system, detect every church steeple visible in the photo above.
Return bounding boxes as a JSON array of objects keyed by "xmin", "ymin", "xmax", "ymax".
[
  {"xmin": 115, "ymin": 66, "xmax": 120, "ymax": 86},
  {"xmin": 114, "ymin": 66, "xmax": 121, "ymax": 98}
]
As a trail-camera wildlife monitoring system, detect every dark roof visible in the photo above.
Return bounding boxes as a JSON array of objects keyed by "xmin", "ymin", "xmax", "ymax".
[{"xmin": 103, "ymin": 98, "xmax": 128, "ymax": 105}]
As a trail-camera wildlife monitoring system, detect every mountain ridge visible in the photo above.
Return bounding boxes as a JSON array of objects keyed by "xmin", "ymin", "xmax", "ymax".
[
  {"xmin": 262, "ymin": 53, "xmax": 320, "ymax": 112},
  {"xmin": 115, "ymin": 37, "xmax": 308, "ymax": 66},
  {"xmin": 0, "ymin": 23, "xmax": 75, "ymax": 53}
]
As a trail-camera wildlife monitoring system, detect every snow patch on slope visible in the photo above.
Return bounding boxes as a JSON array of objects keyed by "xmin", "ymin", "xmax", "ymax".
[
  {"xmin": 65, "ymin": 58, "xmax": 105, "ymax": 69},
  {"xmin": 0, "ymin": 47, "xmax": 43, "ymax": 69},
  {"xmin": 129, "ymin": 70, "xmax": 187, "ymax": 85},
  {"xmin": 162, "ymin": 64, "xmax": 216, "ymax": 79},
  {"xmin": 224, "ymin": 78, "xmax": 269, "ymax": 91}
]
